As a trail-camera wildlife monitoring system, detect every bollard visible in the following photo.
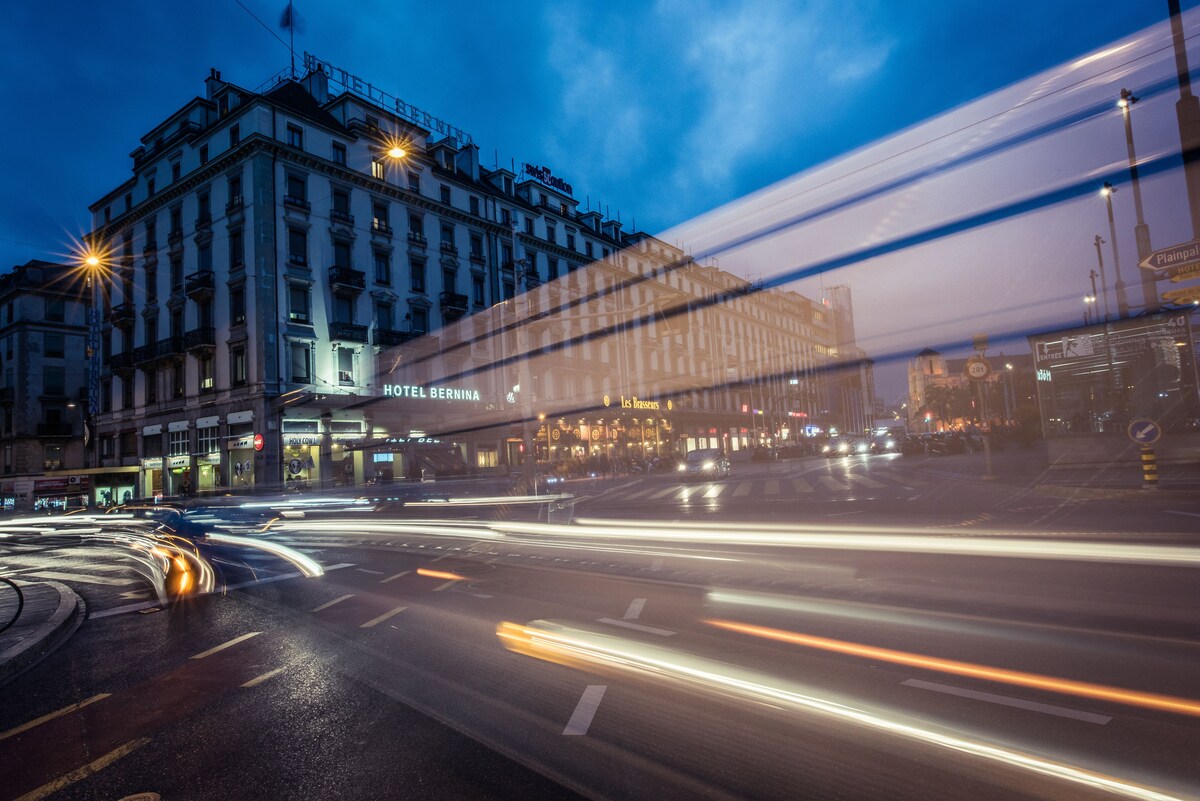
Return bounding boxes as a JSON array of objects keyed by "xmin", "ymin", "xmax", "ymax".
[{"xmin": 1140, "ymin": 446, "xmax": 1159, "ymax": 489}]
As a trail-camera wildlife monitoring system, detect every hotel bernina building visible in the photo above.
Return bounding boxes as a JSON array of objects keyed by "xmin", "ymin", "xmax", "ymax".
[{"xmin": 68, "ymin": 57, "xmax": 867, "ymax": 504}]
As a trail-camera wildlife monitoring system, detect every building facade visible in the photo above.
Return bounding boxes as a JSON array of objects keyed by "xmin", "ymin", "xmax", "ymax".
[{"xmin": 81, "ymin": 60, "xmax": 864, "ymax": 501}]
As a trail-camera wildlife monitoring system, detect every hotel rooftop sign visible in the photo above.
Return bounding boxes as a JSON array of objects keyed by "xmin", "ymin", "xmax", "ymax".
[{"xmin": 303, "ymin": 52, "xmax": 473, "ymax": 146}]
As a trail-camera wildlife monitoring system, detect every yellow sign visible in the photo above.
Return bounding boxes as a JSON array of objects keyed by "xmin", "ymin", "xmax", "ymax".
[
  {"xmin": 603, "ymin": 394, "xmax": 611, "ymax": 407},
  {"xmin": 1162, "ymin": 285, "xmax": 1200, "ymax": 303},
  {"xmin": 1170, "ymin": 263, "xmax": 1200, "ymax": 283}
]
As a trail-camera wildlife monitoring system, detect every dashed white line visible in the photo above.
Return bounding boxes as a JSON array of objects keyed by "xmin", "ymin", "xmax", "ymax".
[
  {"xmin": 902, "ymin": 679, "xmax": 1112, "ymax": 724},
  {"xmin": 380, "ymin": 570, "xmax": 411, "ymax": 583},
  {"xmin": 0, "ymin": 694, "xmax": 111, "ymax": 741},
  {"xmin": 355, "ymin": 568, "xmax": 386, "ymax": 575},
  {"xmin": 623, "ymin": 598, "xmax": 646, "ymax": 620},
  {"xmin": 597, "ymin": 617, "xmax": 676, "ymax": 637},
  {"xmin": 1166, "ymin": 510, "xmax": 1200, "ymax": 519},
  {"xmin": 241, "ymin": 667, "xmax": 286, "ymax": 688},
  {"xmin": 563, "ymin": 685, "xmax": 607, "ymax": 735},
  {"xmin": 432, "ymin": 579, "xmax": 459, "ymax": 592},
  {"xmin": 361, "ymin": 606, "xmax": 407, "ymax": 628},
  {"xmin": 190, "ymin": 632, "xmax": 261, "ymax": 660},
  {"xmin": 311, "ymin": 594, "xmax": 355, "ymax": 612}
]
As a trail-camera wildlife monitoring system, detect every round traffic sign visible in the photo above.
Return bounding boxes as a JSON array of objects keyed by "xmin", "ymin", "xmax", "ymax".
[
  {"xmin": 1126, "ymin": 418, "xmax": 1162, "ymax": 445},
  {"xmin": 253, "ymin": 433, "xmax": 264, "ymax": 451},
  {"xmin": 964, "ymin": 357, "xmax": 991, "ymax": 381}
]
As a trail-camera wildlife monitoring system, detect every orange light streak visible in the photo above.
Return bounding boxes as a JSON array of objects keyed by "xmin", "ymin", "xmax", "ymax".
[
  {"xmin": 416, "ymin": 568, "xmax": 467, "ymax": 581},
  {"xmin": 704, "ymin": 619, "xmax": 1200, "ymax": 718}
]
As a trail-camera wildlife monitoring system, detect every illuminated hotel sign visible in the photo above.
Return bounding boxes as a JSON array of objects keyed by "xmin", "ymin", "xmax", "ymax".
[
  {"xmin": 382, "ymin": 384, "xmax": 482, "ymax": 402},
  {"xmin": 523, "ymin": 163, "xmax": 573, "ymax": 196},
  {"xmin": 302, "ymin": 53, "xmax": 473, "ymax": 145}
]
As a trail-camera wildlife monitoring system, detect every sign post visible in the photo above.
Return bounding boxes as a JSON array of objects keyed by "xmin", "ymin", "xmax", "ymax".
[
  {"xmin": 1127, "ymin": 418, "xmax": 1162, "ymax": 490},
  {"xmin": 963, "ymin": 356, "xmax": 996, "ymax": 480}
]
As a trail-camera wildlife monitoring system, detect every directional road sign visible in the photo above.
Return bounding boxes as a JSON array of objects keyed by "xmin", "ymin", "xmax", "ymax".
[
  {"xmin": 1139, "ymin": 239, "xmax": 1200, "ymax": 272},
  {"xmin": 1126, "ymin": 418, "xmax": 1162, "ymax": 445}
]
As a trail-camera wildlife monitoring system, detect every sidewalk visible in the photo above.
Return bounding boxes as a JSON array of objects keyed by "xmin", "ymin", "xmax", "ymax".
[
  {"xmin": 901, "ymin": 442, "xmax": 1200, "ymax": 500},
  {"xmin": 0, "ymin": 579, "xmax": 84, "ymax": 685}
]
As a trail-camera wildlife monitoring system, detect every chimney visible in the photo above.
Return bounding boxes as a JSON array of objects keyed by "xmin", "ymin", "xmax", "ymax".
[{"xmin": 205, "ymin": 68, "xmax": 224, "ymax": 100}]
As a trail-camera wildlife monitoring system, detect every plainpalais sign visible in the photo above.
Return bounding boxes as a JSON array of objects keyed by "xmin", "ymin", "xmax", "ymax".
[{"xmin": 382, "ymin": 384, "xmax": 482, "ymax": 402}]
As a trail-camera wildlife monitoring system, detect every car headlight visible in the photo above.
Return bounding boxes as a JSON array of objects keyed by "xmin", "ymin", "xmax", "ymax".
[
  {"xmin": 702, "ymin": 461, "xmax": 714, "ymax": 470},
  {"xmin": 678, "ymin": 464, "xmax": 687, "ymax": 472}
]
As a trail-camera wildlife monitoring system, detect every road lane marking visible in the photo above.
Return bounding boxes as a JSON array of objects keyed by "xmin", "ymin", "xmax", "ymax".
[
  {"xmin": 562, "ymin": 685, "xmax": 606, "ymax": 735},
  {"xmin": 1166, "ymin": 510, "xmax": 1200, "ymax": 519},
  {"xmin": 13, "ymin": 737, "xmax": 151, "ymax": 801},
  {"xmin": 902, "ymin": 679, "xmax": 1112, "ymax": 725},
  {"xmin": 0, "ymin": 694, "xmax": 111, "ymax": 741},
  {"xmin": 597, "ymin": 617, "xmax": 676, "ymax": 636},
  {"xmin": 648, "ymin": 486, "xmax": 678, "ymax": 500},
  {"xmin": 311, "ymin": 594, "xmax": 355, "ymax": 612},
  {"xmin": 241, "ymin": 667, "xmax": 287, "ymax": 688},
  {"xmin": 650, "ymin": 558, "xmax": 663, "ymax": 571},
  {"xmin": 361, "ymin": 606, "xmax": 407, "ymax": 628},
  {"xmin": 190, "ymin": 632, "xmax": 261, "ymax": 660},
  {"xmin": 623, "ymin": 598, "xmax": 646, "ymax": 620},
  {"xmin": 21, "ymin": 571, "xmax": 136, "ymax": 586},
  {"xmin": 380, "ymin": 570, "xmax": 411, "ymax": 583},
  {"xmin": 790, "ymin": 478, "xmax": 813, "ymax": 493},
  {"xmin": 764, "ymin": 479, "xmax": 781, "ymax": 494},
  {"xmin": 355, "ymin": 568, "xmax": 386, "ymax": 575},
  {"xmin": 819, "ymin": 476, "xmax": 850, "ymax": 491},
  {"xmin": 853, "ymin": 475, "xmax": 886, "ymax": 488},
  {"xmin": 733, "ymin": 482, "xmax": 753, "ymax": 497},
  {"xmin": 432, "ymin": 580, "xmax": 459, "ymax": 592}
]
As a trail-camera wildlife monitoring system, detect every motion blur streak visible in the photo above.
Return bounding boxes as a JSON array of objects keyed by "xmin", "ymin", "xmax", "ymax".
[
  {"xmin": 260, "ymin": 519, "xmax": 500, "ymax": 539},
  {"xmin": 203, "ymin": 532, "xmax": 324, "ymax": 578},
  {"xmin": 416, "ymin": 568, "xmax": 468, "ymax": 581},
  {"xmin": 497, "ymin": 621, "xmax": 1184, "ymax": 801},
  {"xmin": 405, "ymin": 493, "xmax": 574, "ymax": 506},
  {"xmin": 704, "ymin": 619, "xmax": 1200, "ymax": 718},
  {"xmin": 531, "ymin": 520, "xmax": 1200, "ymax": 566}
]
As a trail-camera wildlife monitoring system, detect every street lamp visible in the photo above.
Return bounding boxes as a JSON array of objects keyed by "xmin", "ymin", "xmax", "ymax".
[
  {"xmin": 77, "ymin": 247, "xmax": 107, "ymax": 470},
  {"xmin": 1092, "ymin": 235, "xmax": 1112, "ymax": 322},
  {"xmin": 1099, "ymin": 183, "xmax": 1130, "ymax": 319},
  {"xmin": 1118, "ymin": 89, "xmax": 1158, "ymax": 314}
]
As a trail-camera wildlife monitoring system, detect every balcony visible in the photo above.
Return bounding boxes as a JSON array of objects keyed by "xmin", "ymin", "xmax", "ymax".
[
  {"xmin": 331, "ymin": 208, "xmax": 354, "ymax": 226},
  {"xmin": 168, "ymin": 228, "xmax": 184, "ymax": 247},
  {"xmin": 329, "ymin": 322, "xmax": 368, "ymax": 343},
  {"xmin": 373, "ymin": 328, "xmax": 421, "ymax": 347},
  {"xmin": 286, "ymin": 254, "xmax": 308, "ymax": 270},
  {"xmin": 440, "ymin": 291, "xmax": 469, "ymax": 320},
  {"xmin": 407, "ymin": 232, "xmax": 427, "ymax": 248},
  {"xmin": 469, "ymin": 251, "xmax": 485, "ymax": 265},
  {"xmin": 185, "ymin": 326, "xmax": 216, "ymax": 352},
  {"xmin": 328, "ymin": 266, "xmax": 366, "ymax": 291},
  {"xmin": 194, "ymin": 214, "xmax": 213, "ymax": 234},
  {"xmin": 184, "ymin": 270, "xmax": 216, "ymax": 299},
  {"xmin": 440, "ymin": 241, "xmax": 458, "ymax": 255},
  {"xmin": 107, "ymin": 303, "xmax": 136, "ymax": 328},
  {"xmin": 226, "ymin": 195, "xmax": 244, "ymax": 214},
  {"xmin": 36, "ymin": 422, "xmax": 74, "ymax": 437},
  {"xmin": 283, "ymin": 194, "xmax": 311, "ymax": 212},
  {"xmin": 134, "ymin": 336, "xmax": 184, "ymax": 366},
  {"xmin": 372, "ymin": 219, "xmax": 392, "ymax": 236},
  {"xmin": 109, "ymin": 351, "xmax": 134, "ymax": 373}
]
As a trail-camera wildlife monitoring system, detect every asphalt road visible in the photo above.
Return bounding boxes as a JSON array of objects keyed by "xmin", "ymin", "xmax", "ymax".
[{"xmin": 2, "ymin": 460, "xmax": 1199, "ymax": 801}]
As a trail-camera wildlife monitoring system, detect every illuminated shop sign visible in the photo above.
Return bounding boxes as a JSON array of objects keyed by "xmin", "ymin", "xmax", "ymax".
[
  {"xmin": 602, "ymin": 394, "xmax": 673, "ymax": 411},
  {"xmin": 382, "ymin": 384, "xmax": 482, "ymax": 402},
  {"xmin": 522, "ymin": 163, "xmax": 573, "ymax": 196},
  {"xmin": 1037, "ymin": 369, "xmax": 1052, "ymax": 382}
]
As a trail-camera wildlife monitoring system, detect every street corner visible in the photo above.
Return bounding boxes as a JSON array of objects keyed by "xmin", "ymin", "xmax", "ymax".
[{"xmin": 0, "ymin": 579, "xmax": 86, "ymax": 685}]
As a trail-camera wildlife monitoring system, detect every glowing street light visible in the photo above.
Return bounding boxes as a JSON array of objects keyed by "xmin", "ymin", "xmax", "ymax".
[{"xmin": 1100, "ymin": 182, "xmax": 1131, "ymax": 319}]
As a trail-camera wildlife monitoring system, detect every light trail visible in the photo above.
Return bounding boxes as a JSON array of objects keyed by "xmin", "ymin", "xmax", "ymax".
[{"xmin": 704, "ymin": 619, "xmax": 1200, "ymax": 718}]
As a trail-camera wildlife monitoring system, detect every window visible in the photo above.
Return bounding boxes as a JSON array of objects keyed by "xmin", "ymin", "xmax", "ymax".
[
  {"xmin": 171, "ymin": 255, "xmax": 183, "ymax": 289},
  {"xmin": 43, "ymin": 366, "xmax": 65, "ymax": 396},
  {"xmin": 44, "ymin": 332, "xmax": 64, "ymax": 358},
  {"xmin": 146, "ymin": 367, "xmax": 158, "ymax": 404},
  {"xmin": 100, "ymin": 379, "xmax": 112, "ymax": 414},
  {"xmin": 443, "ymin": 267, "xmax": 456, "ymax": 292},
  {"xmin": 525, "ymin": 218, "xmax": 534, "ymax": 235},
  {"xmin": 198, "ymin": 243, "xmax": 212, "ymax": 272},
  {"xmin": 332, "ymin": 141, "xmax": 346, "ymax": 165},
  {"xmin": 375, "ymin": 301, "xmax": 392, "ymax": 330},
  {"xmin": 198, "ymin": 300, "xmax": 213, "ymax": 329},
  {"xmin": 372, "ymin": 159, "xmax": 385, "ymax": 180},
  {"xmin": 197, "ymin": 191, "xmax": 211, "ymax": 224},
  {"xmin": 549, "ymin": 259, "xmax": 559, "ymax": 281},
  {"xmin": 45, "ymin": 297, "xmax": 65, "ymax": 322},
  {"xmin": 332, "ymin": 188, "xmax": 350, "ymax": 219},
  {"xmin": 228, "ymin": 173, "xmax": 242, "ymax": 205},
  {"xmin": 409, "ymin": 214, "xmax": 424, "ymax": 237},
  {"xmin": 411, "ymin": 259, "xmax": 426, "ymax": 293},
  {"xmin": 286, "ymin": 174, "xmax": 306, "ymax": 202},
  {"xmin": 170, "ymin": 309, "xmax": 184, "ymax": 340},
  {"xmin": 333, "ymin": 295, "xmax": 354, "ymax": 324},
  {"xmin": 231, "ymin": 345, "xmax": 247, "ymax": 387},
  {"xmin": 440, "ymin": 184, "xmax": 452, "ymax": 204},
  {"xmin": 230, "ymin": 124, "xmax": 240, "ymax": 147},
  {"xmin": 121, "ymin": 375, "xmax": 133, "ymax": 408},
  {"xmin": 199, "ymin": 355, "xmax": 214, "ymax": 392},
  {"xmin": 374, "ymin": 251, "xmax": 391, "ymax": 285},
  {"xmin": 288, "ymin": 284, "xmax": 311, "ymax": 323},
  {"xmin": 407, "ymin": 171, "xmax": 420, "ymax": 192},
  {"xmin": 147, "ymin": 178, "xmax": 156, "ymax": 197},
  {"xmin": 170, "ymin": 205, "xmax": 182, "ymax": 237},
  {"xmin": 333, "ymin": 239, "xmax": 352, "ymax": 269},
  {"xmin": 503, "ymin": 281, "xmax": 514, "ymax": 300},
  {"xmin": 146, "ymin": 218, "xmax": 157, "ymax": 249},
  {"xmin": 230, "ymin": 284, "xmax": 246, "ymax": 325},
  {"xmin": 229, "ymin": 228, "xmax": 244, "ymax": 268},
  {"xmin": 470, "ymin": 234, "xmax": 483, "ymax": 259},
  {"xmin": 441, "ymin": 223, "xmax": 455, "ymax": 248},
  {"xmin": 169, "ymin": 429, "xmax": 188, "ymax": 456},
  {"xmin": 373, "ymin": 201, "xmax": 389, "ymax": 231},
  {"xmin": 125, "ymin": 192, "xmax": 132, "ymax": 212},
  {"xmin": 567, "ymin": 231, "xmax": 576, "ymax": 250},
  {"xmin": 287, "ymin": 123, "xmax": 304, "ymax": 149},
  {"xmin": 171, "ymin": 162, "xmax": 181, "ymax": 182},
  {"xmin": 585, "ymin": 241, "xmax": 594, "ymax": 258},
  {"xmin": 290, "ymin": 343, "xmax": 311, "ymax": 383},
  {"xmin": 172, "ymin": 363, "xmax": 184, "ymax": 399},
  {"xmin": 198, "ymin": 426, "xmax": 218, "ymax": 454},
  {"xmin": 473, "ymin": 275, "xmax": 485, "ymax": 306},
  {"xmin": 469, "ymin": 196, "xmax": 480, "ymax": 216},
  {"xmin": 337, "ymin": 347, "xmax": 354, "ymax": 385},
  {"xmin": 546, "ymin": 222, "xmax": 556, "ymax": 243},
  {"xmin": 44, "ymin": 444, "xmax": 63, "ymax": 472},
  {"xmin": 104, "ymin": 206, "xmax": 111, "ymax": 223},
  {"xmin": 199, "ymin": 144, "xmax": 208, "ymax": 165},
  {"xmin": 288, "ymin": 228, "xmax": 307, "ymax": 265},
  {"xmin": 411, "ymin": 307, "xmax": 428, "ymax": 333}
]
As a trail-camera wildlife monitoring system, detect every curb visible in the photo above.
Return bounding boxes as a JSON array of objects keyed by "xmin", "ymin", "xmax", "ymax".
[
  {"xmin": 1033, "ymin": 484, "xmax": 1200, "ymax": 501},
  {"xmin": 0, "ymin": 580, "xmax": 85, "ymax": 686}
]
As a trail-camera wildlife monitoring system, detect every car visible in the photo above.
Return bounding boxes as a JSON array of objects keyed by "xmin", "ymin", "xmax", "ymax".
[
  {"xmin": 678, "ymin": 448, "xmax": 732, "ymax": 480},
  {"xmin": 870, "ymin": 435, "xmax": 901, "ymax": 454},
  {"xmin": 823, "ymin": 436, "xmax": 871, "ymax": 457}
]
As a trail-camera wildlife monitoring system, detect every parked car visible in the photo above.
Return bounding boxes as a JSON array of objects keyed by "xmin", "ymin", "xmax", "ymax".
[{"xmin": 678, "ymin": 448, "xmax": 732, "ymax": 480}]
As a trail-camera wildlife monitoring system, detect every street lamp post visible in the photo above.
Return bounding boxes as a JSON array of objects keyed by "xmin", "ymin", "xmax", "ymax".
[
  {"xmin": 1100, "ymin": 183, "xmax": 1130, "ymax": 319},
  {"xmin": 1092, "ymin": 235, "xmax": 1113, "ymax": 322},
  {"xmin": 81, "ymin": 251, "xmax": 103, "ymax": 471},
  {"xmin": 1118, "ymin": 89, "xmax": 1159, "ymax": 313}
]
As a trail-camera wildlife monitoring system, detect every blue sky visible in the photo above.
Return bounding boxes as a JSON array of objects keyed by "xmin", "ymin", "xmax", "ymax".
[{"xmin": 0, "ymin": 0, "xmax": 1188, "ymax": 269}]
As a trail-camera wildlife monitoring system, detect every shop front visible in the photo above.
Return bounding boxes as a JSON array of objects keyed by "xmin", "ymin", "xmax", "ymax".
[
  {"xmin": 226, "ymin": 410, "xmax": 258, "ymax": 493},
  {"xmin": 32, "ymin": 476, "xmax": 90, "ymax": 512}
]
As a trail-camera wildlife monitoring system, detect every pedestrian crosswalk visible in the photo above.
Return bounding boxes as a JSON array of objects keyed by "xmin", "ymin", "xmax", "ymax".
[{"xmin": 607, "ymin": 469, "xmax": 929, "ymax": 503}]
